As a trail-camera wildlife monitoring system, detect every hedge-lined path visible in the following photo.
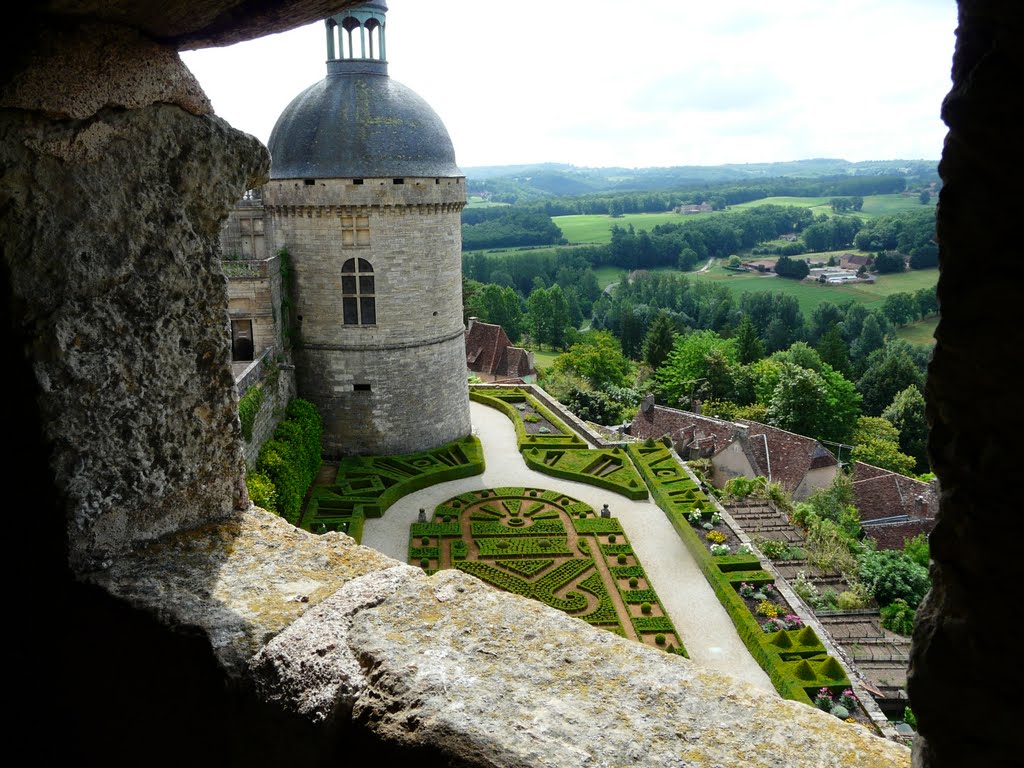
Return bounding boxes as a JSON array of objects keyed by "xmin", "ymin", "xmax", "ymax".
[{"xmin": 361, "ymin": 401, "xmax": 774, "ymax": 693}]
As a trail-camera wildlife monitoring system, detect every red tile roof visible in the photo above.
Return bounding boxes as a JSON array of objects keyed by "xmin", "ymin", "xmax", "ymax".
[
  {"xmin": 627, "ymin": 404, "xmax": 837, "ymax": 494},
  {"xmin": 851, "ymin": 462, "xmax": 938, "ymax": 523},
  {"xmin": 465, "ymin": 320, "xmax": 534, "ymax": 379}
]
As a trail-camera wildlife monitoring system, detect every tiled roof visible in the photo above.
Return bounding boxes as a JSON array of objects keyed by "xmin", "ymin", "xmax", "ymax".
[
  {"xmin": 852, "ymin": 462, "xmax": 938, "ymax": 521},
  {"xmin": 852, "ymin": 461, "xmax": 938, "ymax": 523},
  {"xmin": 627, "ymin": 405, "xmax": 838, "ymax": 493},
  {"xmin": 862, "ymin": 519, "xmax": 933, "ymax": 551},
  {"xmin": 734, "ymin": 419, "xmax": 838, "ymax": 494},
  {"xmin": 465, "ymin": 321, "xmax": 534, "ymax": 378}
]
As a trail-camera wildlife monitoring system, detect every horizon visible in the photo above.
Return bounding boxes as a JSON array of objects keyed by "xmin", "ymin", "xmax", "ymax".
[{"xmin": 181, "ymin": 1, "xmax": 957, "ymax": 169}]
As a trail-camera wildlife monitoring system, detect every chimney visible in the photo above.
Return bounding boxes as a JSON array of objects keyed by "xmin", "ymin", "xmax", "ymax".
[
  {"xmin": 468, "ymin": 316, "xmax": 478, "ymax": 331},
  {"xmin": 693, "ymin": 398, "xmax": 702, "ymax": 415},
  {"xmin": 642, "ymin": 394, "xmax": 655, "ymax": 415},
  {"xmin": 912, "ymin": 495, "xmax": 929, "ymax": 520}
]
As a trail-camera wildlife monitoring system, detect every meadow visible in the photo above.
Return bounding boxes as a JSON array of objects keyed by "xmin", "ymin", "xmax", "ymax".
[{"xmin": 687, "ymin": 265, "xmax": 938, "ymax": 316}]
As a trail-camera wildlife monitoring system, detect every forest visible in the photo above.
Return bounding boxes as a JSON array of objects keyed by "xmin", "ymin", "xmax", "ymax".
[{"xmin": 462, "ymin": 166, "xmax": 940, "ymax": 481}]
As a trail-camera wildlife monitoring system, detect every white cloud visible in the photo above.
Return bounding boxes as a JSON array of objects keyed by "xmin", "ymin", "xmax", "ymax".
[{"xmin": 180, "ymin": 0, "xmax": 957, "ymax": 169}]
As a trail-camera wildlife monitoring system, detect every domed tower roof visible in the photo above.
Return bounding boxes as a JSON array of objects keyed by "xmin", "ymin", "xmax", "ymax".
[{"xmin": 268, "ymin": 2, "xmax": 460, "ymax": 180}]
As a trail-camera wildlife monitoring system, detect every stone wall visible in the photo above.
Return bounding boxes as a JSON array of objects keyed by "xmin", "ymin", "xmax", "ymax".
[
  {"xmin": 265, "ymin": 177, "xmax": 471, "ymax": 456},
  {"xmin": 241, "ymin": 360, "xmax": 297, "ymax": 469},
  {"xmin": 226, "ymin": 252, "xmax": 284, "ymax": 361}
]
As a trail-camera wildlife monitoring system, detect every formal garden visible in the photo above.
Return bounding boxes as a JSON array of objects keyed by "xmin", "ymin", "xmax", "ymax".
[
  {"xmin": 251, "ymin": 391, "xmax": 881, "ymax": 731},
  {"xmin": 407, "ymin": 486, "xmax": 686, "ymax": 655}
]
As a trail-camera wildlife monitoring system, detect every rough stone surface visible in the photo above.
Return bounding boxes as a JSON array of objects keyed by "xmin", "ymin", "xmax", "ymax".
[
  {"xmin": 86, "ymin": 506, "xmax": 396, "ymax": 675},
  {"xmin": 0, "ymin": 22, "xmax": 211, "ymax": 120},
  {"xmin": 254, "ymin": 568, "xmax": 910, "ymax": 768},
  {"xmin": 36, "ymin": 1, "xmax": 365, "ymax": 50},
  {"xmin": 909, "ymin": 3, "xmax": 1023, "ymax": 767},
  {"xmin": 1, "ymin": 28, "xmax": 270, "ymax": 568}
]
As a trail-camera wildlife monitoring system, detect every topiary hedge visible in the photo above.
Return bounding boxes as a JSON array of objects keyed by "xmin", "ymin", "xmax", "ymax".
[
  {"xmin": 249, "ymin": 398, "xmax": 323, "ymax": 525},
  {"xmin": 626, "ymin": 443, "xmax": 850, "ymax": 706}
]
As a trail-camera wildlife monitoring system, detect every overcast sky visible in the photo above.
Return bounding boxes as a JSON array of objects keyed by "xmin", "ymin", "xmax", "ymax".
[{"xmin": 180, "ymin": 0, "xmax": 958, "ymax": 170}]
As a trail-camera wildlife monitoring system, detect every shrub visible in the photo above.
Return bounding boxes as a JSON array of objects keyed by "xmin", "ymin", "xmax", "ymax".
[
  {"xmin": 628, "ymin": 577, "xmax": 638, "ymax": 588},
  {"xmin": 608, "ymin": 534, "xmax": 617, "ymax": 543},
  {"xmin": 641, "ymin": 602, "xmax": 652, "ymax": 615},
  {"xmin": 857, "ymin": 549, "xmax": 931, "ymax": 608},
  {"xmin": 617, "ymin": 554, "xmax": 627, "ymax": 564},
  {"xmin": 903, "ymin": 532, "xmax": 930, "ymax": 569},
  {"xmin": 880, "ymin": 598, "xmax": 916, "ymax": 635},
  {"xmin": 655, "ymin": 633, "xmax": 666, "ymax": 646},
  {"xmin": 421, "ymin": 536, "xmax": 430, "ymax": 545},
  {"xmin": 238, "ymin": 384, "xmax": 265, "ymax": 442},
  {"xmin": 814, "ymin": 688, "xmax": 833, "ymax": 711},
  {"xmin": 755, "ymin": 538, "xmax": 790, "ymax": 560},
  {"xmin": 419, "ymin": 558, "xmax": 429, "ymax": 568},
  {"xmin": 245, "ymin": 470, "xmax": 277, "ymax": 512}
]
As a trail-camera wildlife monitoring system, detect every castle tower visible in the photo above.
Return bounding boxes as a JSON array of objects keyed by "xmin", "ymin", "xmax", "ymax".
[{"xmin": 263, "ymin": 1, "xmax": 471, "ymax": 456}]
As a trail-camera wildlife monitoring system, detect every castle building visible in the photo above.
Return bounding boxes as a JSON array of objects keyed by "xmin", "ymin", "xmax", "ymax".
[{"xmin": 227, "ymin": 1, "xmax": 472, "ymax": 457}]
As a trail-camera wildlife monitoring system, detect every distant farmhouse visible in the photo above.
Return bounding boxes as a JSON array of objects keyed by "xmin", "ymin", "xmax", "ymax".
[{"xmin": 465, "ymin": 318, "xmax": 536, "ymax": 383}]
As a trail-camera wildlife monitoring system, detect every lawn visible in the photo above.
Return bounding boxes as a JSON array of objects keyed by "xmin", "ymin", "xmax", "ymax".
[
  {"xmin": 594, "ymin": 265, "xmax": 627, "ymax": 290},
  {"xmin": 729, "ymin": 193, "xmax": 936, "ymax": 220},
  {"xmin": 529, "ymin": 349, "xmax": 562, "ymax": 370},
  {"xmin": 687, "ymin": 267, "xmax": 938, "ymax": 315},
  {"xmin": 553, "ymin": 212, "xmax": 688, "ymax": 244},
  {"xmin": 895, "ymin": 316, "xmax": 939, "ymax": 346}
]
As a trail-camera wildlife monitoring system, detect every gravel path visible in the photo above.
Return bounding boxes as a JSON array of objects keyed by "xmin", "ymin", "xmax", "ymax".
[{"xmin": 360, "ymin": 401, "xmax": 775, "ymax": 693}]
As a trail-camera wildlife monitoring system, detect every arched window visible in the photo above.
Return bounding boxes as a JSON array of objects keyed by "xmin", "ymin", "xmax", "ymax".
[{"xmin": 342, "ymin": 257, "xmax": 375, "ymax": 325}]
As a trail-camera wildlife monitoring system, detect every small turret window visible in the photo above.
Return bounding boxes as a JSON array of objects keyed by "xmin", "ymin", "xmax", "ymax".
[{"xmin": 341, "ymin": 257, "xmax": 375, "ymax": 325}]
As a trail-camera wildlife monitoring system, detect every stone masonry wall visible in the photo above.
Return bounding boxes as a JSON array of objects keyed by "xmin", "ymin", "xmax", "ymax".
[
  {"xmin": 264, "ymin": 177, "xmax": 470, "ymax": 456},
  {"xmin": 242, "ymin": 364, "xmax": 298, "ymax": 469}
]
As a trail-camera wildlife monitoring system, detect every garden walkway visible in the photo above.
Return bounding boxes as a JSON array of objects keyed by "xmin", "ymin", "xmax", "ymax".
[{"xmin": 360, "ymin": 401, "xmax": 774, "ymax": 693}]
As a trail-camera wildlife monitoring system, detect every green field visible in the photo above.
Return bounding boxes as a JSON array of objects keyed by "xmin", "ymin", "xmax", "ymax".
[
  {"xmin": 594, "ymin": 265, "xmax": 627, "ymax": 290},
  {"xmin": 553, "ymin": 212, "xmax": 686, "ymax": 244},
  {"xmin": 529, "ymin": 349, "xmax": 561, "ymax": 370},
  {"xmin": 730, "ymin": 194, "xmax": 936, "ymax": 220},
  {"xmin": 895, "ymin": 316, "xmax": 939, "ymax": 346},
  {"xmin": 686, "ymin": 267, "xmax": 938, "ymax": 315}
]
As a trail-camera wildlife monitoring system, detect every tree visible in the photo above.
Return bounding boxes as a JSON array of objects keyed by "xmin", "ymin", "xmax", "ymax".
[
  {"xmin": 816, "ymin": 326, "xmax": 851, "ymax": 376},
  {"xmin": 562, "ymin": 386, "xmax": 625, "ymax": 425},
  {"xmin": 654, "ymin": 330, "xmax": 737, "ymax": 406},
  {"xmin": 641, "ymin": 313, "xmax": 677, "ymax": 370},
  {"xmin": 619, "ymin": 302, "xmax": 646, "ymax": 360},
  {"xmin": 857, "ymin": 348, "xmax": 925, "ymax": 415},
  {"xmin": 734, "ymin": 315, "xmax": 765, "ymax": 364},
  {"xmin": 851, "ymin": 416, "xmax": 917, "ymax": 475},
  {"xmin": 919, "ymin": 189, "xmax": 931, "ymax": 205},
  {"xmin": 873, "ymin": 251, "xmax": 906, "ymax": 274},
  {"xmin": 882, "ymin": 292, "xmax": 918, "ymax": 327},
  {"xmin": 526, "ymin": 286, "xmax": 552, "ymax": 348},
  {"xmin": 553, "ymin": 331, "xmax": 634, "ymax": 390},
  {"xmin": 547, "ymin": 284, "xmax": 571, "ymax": 349},
  {"xmin": 851, "ymin": 314, "xmax": 885, "ymax": 364},
  {"xmin": 764, "ymin": 363, "xmax": 829, "ymax": 440},
  {"xmin": 882, "ymin": 385, "xmax": 929, "ymax": 473}
]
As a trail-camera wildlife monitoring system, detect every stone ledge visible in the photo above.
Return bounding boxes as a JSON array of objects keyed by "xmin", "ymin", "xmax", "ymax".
[{"xmin": 84, "ymin": 505, "xmax": 910, "ymax": 766}]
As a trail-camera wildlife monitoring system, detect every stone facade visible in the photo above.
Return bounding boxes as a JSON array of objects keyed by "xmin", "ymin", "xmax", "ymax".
[
  {"xmin": 264, "ymin": 177, "xmax": 471, "ymax": 456},
  {"xmin": 240, "ymin": 360, "xmax": 297, "ymax": 469},
  {"xmin": 223, "ymin": 251, "xmax": 284, "ymax": 363}
]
